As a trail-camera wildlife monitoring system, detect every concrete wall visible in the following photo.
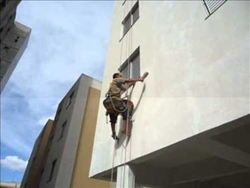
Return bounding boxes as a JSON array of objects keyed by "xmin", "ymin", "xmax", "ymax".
[
  {"xmin": 1, "ymin": 21, "xmax": 31, "ymax": 93},
  {"xmin": 90, "ymin": 1, "xmax": 249, "ymax": 177}
]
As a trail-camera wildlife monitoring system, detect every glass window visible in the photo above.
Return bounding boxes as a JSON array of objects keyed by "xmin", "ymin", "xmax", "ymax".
[
  {"xmin": 132, "ymin": 3, "xmax": 139, "ymax": 24},
  {"xmin": 58, "ymin": 121, "xmax": 67, "ymax": 140},
  {"xmin": 119, "ymin": 48, "xmax": 140, "ymax": 79},
  {"xmin": 131, "ymin": 53, "xmax": 140, "ymax": 79},
  {"xmin": 122, "ymin": 2, "xmax": 139, "ymax": 37},
  {"xmin": 123, "ymin": 16, "xmax": 131, "ymax": 36},
  {"xmin": 47, "ymin": 159, "xmax": 57, "ymax": 182},
  {"xmin": 66, "ymin": 91, "xmax": 74, "ymax": 108}
]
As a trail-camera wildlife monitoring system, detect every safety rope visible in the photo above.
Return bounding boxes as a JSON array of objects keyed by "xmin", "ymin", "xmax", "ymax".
[
  {"xmin": 110, "ymin": 1, "xmax": 129, "ymax": 188},
  {"xmin": 109, "ymin": 96, "xmax": 128, "ymax": 113},
  {"xmin": 122, "ymin": 0, "xmax": 134, "ymax": 187},
  {"xmin": 110, "ymin": 0, "xmax": 137, "ymax": 187}
]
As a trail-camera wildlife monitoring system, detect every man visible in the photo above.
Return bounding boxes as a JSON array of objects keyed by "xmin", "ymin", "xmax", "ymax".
[{"xmin": 104, "ymin": 73, "xmax": 144, "ymax": 140}]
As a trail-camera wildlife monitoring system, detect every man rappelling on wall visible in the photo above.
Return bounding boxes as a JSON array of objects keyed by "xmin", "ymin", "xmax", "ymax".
[{"xmin": 103, "ymin": 72, "xmax": 148, "ymax": 140}]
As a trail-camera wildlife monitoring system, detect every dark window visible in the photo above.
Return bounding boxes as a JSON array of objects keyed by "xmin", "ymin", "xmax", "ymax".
[
  {"xmin": 54, "ymin": 104, "xmax": 62, "ymax": 121},
  {"xmin": 40, "ymin": 168, "xmax": 44, "ymax": 175},
  {"xmin": 0, "ymin": 0, "xmax": 7, "ymax": 11},
  {"xmin": 32, "ymin": 156, "xmax": 36, "ymax": 163},
  {"xmin": 47, "ymin": 159, "xmax": 57, "ymax": 182},
  {"xmin": 203, "ymin": 0, "xmax": 227, "ymax": 19},
  {"xmin": 58, "ymin": 121, "xmax": 67, "ymax": 140},
  {"xmin": 122, "ymin": 2, "xmax": 139, "ymax": 36},
  {"xmin": 66, "ymin": 91, "xmax": 74, "ymax": 108},
  {"xmin": 119, "ymin": 47, "xmax": 140, "ymax": 79},
  {"xmin": 123, "ymin": 15, "xmax": 131, "ymax": 36},
  {"xmin": 132, "ymin": 3, "xmax": 139, "ymax": 23}
]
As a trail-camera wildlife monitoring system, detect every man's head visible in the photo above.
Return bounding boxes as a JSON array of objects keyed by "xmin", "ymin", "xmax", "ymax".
[{"xmin": 113, "ymin": 73, "xmax": 123, "ymax": 79}]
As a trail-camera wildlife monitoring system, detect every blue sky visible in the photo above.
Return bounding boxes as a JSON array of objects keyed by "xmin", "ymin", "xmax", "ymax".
[{"xmin": 0, "ymin": 1, "xmax": 113, "ymax": 183}]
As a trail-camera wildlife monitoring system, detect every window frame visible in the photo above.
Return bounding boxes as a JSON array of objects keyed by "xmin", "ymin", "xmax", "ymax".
[
  {"xmin": 47, "ymin": 159, "xmax": 57, "ymax": 183},
  {"xmin": 121, "ymin": 1, "xmax": 139, "ymax": 39},
  {"xmin": 65, "ymin": 91, "xmax": 75, "ymax": 109},
  {"xmin": 203, "ymin": 0, "xmax": 227, "ymax": 20},
  {"xmin": 58, "ymin": 121, "xmax": 67, "ymax": 141},
  {"xmin": 119, "ymin": 47, "xmax": 140, "ymax": 79}
]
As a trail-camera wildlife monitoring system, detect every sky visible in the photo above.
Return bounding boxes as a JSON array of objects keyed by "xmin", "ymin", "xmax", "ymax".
[{"xmin": 0, "ymin": 0, "xmax": 114, "ymax": 183}]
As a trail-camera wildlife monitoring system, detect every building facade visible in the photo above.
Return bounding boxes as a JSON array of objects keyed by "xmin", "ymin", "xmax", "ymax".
[
  {"xmin": 0, "ymin": 0, "xmax": 31, "ymax": 93},
  {"xmin": 21, "ymin": 120, "xmax": 54, "ymax": 188},
  {"xmin": 90, "ymin": 1, "xmax": 250, "ymax": 188},
  {"xmin": 21, "ymin": 75, "xmax": 110, "ymax": 188}
]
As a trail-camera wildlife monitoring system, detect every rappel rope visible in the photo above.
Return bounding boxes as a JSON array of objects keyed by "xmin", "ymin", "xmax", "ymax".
[
  {"xmin": 110, "ymin": 0, "xmax": 134, "ymax": 187},
  {"xmin": 110, "ymin": 1, "xmax": 130, "ymax": 187},
  {"xmin": 122, "ymin": 0, "xmax": 134, "ymax": 187}
]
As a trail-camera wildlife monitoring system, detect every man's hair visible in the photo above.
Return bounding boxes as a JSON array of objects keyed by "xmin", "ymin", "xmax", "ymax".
[{"xmin": 113, "ymin": 73, "xmax": 120, "ymax": 79}]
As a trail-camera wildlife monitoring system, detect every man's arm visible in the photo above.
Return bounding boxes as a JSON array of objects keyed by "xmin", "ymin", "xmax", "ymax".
[
  {"xmin": 125, "ymin": 77, "xmax": 144, "ymax": 84},
  {"xmin": 124, "ymin": 77, "xmax": 144, "ymax": 90}
]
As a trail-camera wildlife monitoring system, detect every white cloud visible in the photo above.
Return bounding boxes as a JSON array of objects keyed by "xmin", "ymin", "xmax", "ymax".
[
  {"xmin": 0, "ymin": 156, "xmax": 28, "ymax": 172},
  {"xmin": 1, "ymin": 1, "xmax": 113, "ymax": 160},
  {"xmin": 37, "ymin": 115, "xmax": 54, "ymax": 126}
]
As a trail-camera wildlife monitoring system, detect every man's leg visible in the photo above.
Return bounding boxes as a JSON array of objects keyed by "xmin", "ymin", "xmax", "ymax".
[
  {"xmin": 121, "ymin": 100, "xmax": 134, "ymax": 135},
  {"xmin": 109, "ymin": 112, "xmax": 119, "ymax": 140}
]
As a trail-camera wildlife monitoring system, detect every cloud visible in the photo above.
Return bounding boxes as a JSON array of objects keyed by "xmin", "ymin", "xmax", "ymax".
[
  {"xmin": 1, "ymin": 1, "xmax": 113, "ymax": 160},
  {"xmin": 1, "ymin": 156, "xmax": 28, "ymax": 172},
  {"xmin": 37, "ymin": 115, "xmax": 54, "ymax": 126}
]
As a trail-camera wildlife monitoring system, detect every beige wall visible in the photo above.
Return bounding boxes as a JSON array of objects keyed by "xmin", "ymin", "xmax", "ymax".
[
  {"xmin": 21, "ymin": 120, "xmax": 54, "ymax": 188},
  {"xmin": 70, "ymin": 87, "xmax": 109, "ymax": 188}
]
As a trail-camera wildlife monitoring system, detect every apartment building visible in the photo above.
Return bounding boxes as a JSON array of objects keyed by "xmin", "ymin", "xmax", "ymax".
[
  {"xmin": 90, "ymin": 1, "xmax": 250, "ymax": 187},
  {"xmin": 0, "ymin": 182, "xmax": 20, "ymax": 188},
  {"xmin": 21, "ymin": 120, "xmax": 54, "ymax": 188},
  {"xmin": 21, "ymin": 75, "xmax": 110, "ymax": 188},
  {"xmin": 0, "ymin": 0, "xmax": 31, "ymax": 93}
]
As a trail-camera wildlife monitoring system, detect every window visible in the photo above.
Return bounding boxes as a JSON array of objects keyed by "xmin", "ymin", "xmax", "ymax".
[
  {"xmin": 54, "ymin": 103, "xmax": 62, "ymax": 121},
  {"xmin": 0, "ymin": 0, "xmax": 7, "ymax": 12},
  {"xmin": 58, "ymin": 121, "xmax": 67, "ymax": 140},
  {"xmin": 122, "ymin": 0, "xmax": 126, "ymax": 6},
  {"xmin": 122, "ymin": 2, "xmax": 139, "ymax": 36},
  {"xmin": 40, "ymin": 168, "xmax": 44, "ymax": 175},
  {"xmin": 66, "ymin": 91, "xmax": 74, "ymax": 108},
  {"xmin": 47, "ymin": 159, "xmax": 57, "ymax": 182},
  {"xmin": 203, "ymin": 0, "xmax": 227, "ymax": 19},
  {"xmin": 119, "ymin": 47, "xmax": 140, "ymax": 79}
]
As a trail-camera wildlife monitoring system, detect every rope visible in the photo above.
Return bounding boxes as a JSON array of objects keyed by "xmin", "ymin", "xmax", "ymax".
[
  {"xmin": 109, "ymin": 96, "xmax": 128, "ymax": 113},
  {"xmin": 122, "ymin": 0, "xmax": 134, "ymax": 187},
  {"xmin": 110, "ymin": 0, "xmax": 135, "ymax": 187},
  {"xmin": 110, "ymin": 1, "xmax": 128, "ymax": 187}
]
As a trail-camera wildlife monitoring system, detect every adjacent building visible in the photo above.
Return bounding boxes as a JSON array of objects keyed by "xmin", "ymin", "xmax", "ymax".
[
  {"xmin": 21, "ymin": 120, "xmax": 54, "ymax": 188},
  {"xmin": 0, "ymin": 182, "xmax": 20, "ymax": 188},
  {"xmin": 90, "ymin": 1, "xmax": 250, "ymax": 188},
  {"xmin": 21, "ymin": 75, "xmax": 110, "ymax": 188},
  {"xmin": 0, "ymin": 0, "xmax": 31, "ymax": 93}
]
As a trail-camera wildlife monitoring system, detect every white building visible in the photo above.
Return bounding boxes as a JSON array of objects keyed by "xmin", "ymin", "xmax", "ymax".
[
  {"xmin": 0, "ymin": 0, "xmax": 31, "ymax": 93},
  {"xmin": 90, "ymin": 1, "xmax": 249, "ymax": 187}
]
